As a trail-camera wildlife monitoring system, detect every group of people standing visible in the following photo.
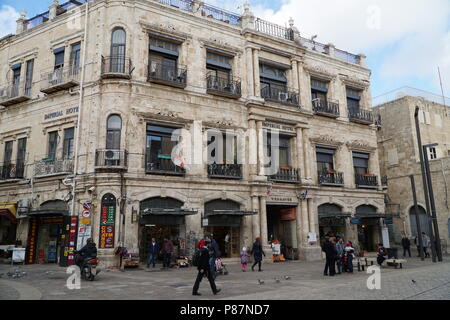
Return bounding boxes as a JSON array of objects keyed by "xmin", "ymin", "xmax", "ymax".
[
  {"xmin": 322, "ymin": 236, "xmax": 356, "ymax": 276},
  {"xmin": 147, "ymin": 237, "xmax": 174, "ymax": 269},
  {"xmin": 401, "ymin": 232, "xmax": 431, "ymax": 258}
]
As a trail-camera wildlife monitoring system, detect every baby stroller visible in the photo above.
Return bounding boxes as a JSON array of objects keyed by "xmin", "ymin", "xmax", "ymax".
[{"xmin": 215, "ymin": 258, "xmax": 229, "ymax": 276}]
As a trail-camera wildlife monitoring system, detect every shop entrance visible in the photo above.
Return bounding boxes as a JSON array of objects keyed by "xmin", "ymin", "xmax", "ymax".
[
  {"xmin": 318, "ymin": 204, "xmax": 348, "ymax": 242},
  {"xmin": 355, "ymin": 205, "xmax": 381, "ymax": 252},
  {"xmin": 267, "ymin": 205, "xmax": 297, "ymax": 260},
  {"xmin": 139, "ymin": 197, "xmax": 196, "ymax": 264}
]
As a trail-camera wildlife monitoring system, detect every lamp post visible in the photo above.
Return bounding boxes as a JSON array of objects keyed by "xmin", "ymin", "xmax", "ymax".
[
  {"xmin": 414, "ymin": 106, "xmax": 437, "ymax": 262},
  {"xmin": 423, "ymin": 143, "xmax": 443, "ymax": 261}
]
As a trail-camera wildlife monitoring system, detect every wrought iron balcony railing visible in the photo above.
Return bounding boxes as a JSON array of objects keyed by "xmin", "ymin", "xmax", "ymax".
[
  {"xmin": 0, "ymin": 82, "xmax": 32, "ymax": 107},
  {"xmin": 208, "ymin": 163, "xmax": 242, "ymax": 179},
  {"xmin": 148, "ymin": 61, "xmax": 187, "ymax": 88},
  {"xmin": 0, "ymin": 162, "xmax": 26, "ymax": 180},
  {"xmin": 355, "ymin": 173, "xmax": 378, "ymax": 188},
  {"xmin": 269, "ymin": 168, "xmax": 301, "ymax": 184},
  {"xmin": 34, "ymin": 157, "xmax": 74, "ymax": 177},
  {"xmin": 206, "ymin": 75, "xmax": 241, "ymax": 98},
  {"xmin": 41, "ymin": 65, "xmax": 81, "ymax": 94},
  {"xmin": 146, "ymin": 158, "xmax": 186, "ymax": 176},
  {"xmin": 95, "ymin": 149, "xmax": 128, "ymax": 169},
  {"xmin": 348, "ymin": 107, "xmax": 374, "ymax": 125},
  {"xmin": 101, "ymin": 56, "xmax": 133, "ymax": 79},
  {"xmin": 312, "ymin": 99, "xmax": 340, "ymax": 118},
  {"xmin": 318, "ymin": 170, "xmax": 344, "ymax": 186},
  {"xmin": 261, "ymin": 86, "xmax": 300, "ymax": 107}
]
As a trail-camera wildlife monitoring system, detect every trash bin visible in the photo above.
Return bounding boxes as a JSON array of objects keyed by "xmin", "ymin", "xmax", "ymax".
[{"xmin": 387, "ymin": 248, "xmax": 398, "ymax": 259}]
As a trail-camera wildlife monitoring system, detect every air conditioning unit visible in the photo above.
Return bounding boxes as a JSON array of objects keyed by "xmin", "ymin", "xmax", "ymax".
[
  {"xmin": 279, "ymin": 92, "xmax": 288, "ymax": 102},
  {"xmin": 104, "ymin": 149, "xmax": 121, "ymax": 161}
]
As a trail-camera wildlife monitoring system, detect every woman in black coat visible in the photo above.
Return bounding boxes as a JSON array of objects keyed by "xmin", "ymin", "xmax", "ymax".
[{"xmin": 251, "ymin": 237, "xmax": 266, "ymax": 272}]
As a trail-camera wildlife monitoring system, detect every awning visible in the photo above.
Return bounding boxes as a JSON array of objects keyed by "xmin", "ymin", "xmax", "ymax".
[
  {"xmin": 319, "ymin": 212, "xmax": 352, "ymax": 219},
  {"xmin": 0, "ymin": 203, "xmax": 17, "ymax": 223},
  {"xmin": 28, "ymin": 209, "xmax": 70, "ymax": 217},
  {"xmin": 205, "ymin": 210, "xmax": 257, "ymax": 217},
  {"xmin": 354, "ymin": 212, "xmax": 399, "ymax": 219},
  {"xmin": 141, "ymin": 208, "xmax": 197, "ymax": 216}
]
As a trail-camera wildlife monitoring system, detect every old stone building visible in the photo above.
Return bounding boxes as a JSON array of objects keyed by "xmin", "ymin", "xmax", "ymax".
[
  {"xmin": 374, "ymin": 89, "xmax": 450, "ymax": 253},
  {"xmin": 0, "ymin": 0, "xmax": 386, "ymax": 267}
]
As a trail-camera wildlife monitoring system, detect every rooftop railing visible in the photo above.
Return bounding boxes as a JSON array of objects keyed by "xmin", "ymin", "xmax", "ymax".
[
  {"xmin": 157, "ymin": 0, "xmax": 193, "ymax": 11},
  {"xmin": 255, "ymin": 18, "xmax": 294, "ymax": 41},
  {"xmin": 200, "ymin": 3, "xmax": 241, "ymax": 25}
]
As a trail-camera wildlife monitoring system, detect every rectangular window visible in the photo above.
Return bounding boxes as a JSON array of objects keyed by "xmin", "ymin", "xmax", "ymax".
[
  {"xmin": 207, "ymin": 131, "xmax": 237, "ymax": 164},
  {"xmin": 16, "ymin": 138, "xmax": 27, "ymax": 177},
  {"xmin": 347, "ymin": 88, "xmax": 362, "ymax": 110},
  {"xmin": 316, "ymin": 147, "xmax": 335, "ymax": 172},
  {"xmin": 11, "ymin": 64, "xmax": 21, "ymax": 97},
  {"xmin": 264, "ymin": 133, "xmax": 291, "ymax": 168},
  {"xmin": 428, "ymin": 147, "xmax": 437, "ymax": 160},
  {"xmin": 25, "ymin": 60, "xmax": 34, "ymax": 95},
  {"xmin": 4, "ymin": 141, "xmax": 13, "ymax": 164},
  {"xmin": 48, "ymin": 131, "xmax": 58, "ymax": 159},
  {"xmin": 146, "ymin": 125, "xmax": 179, "ymax": 167},
  {"xmin": 311, "ymin": 78, "xmax": 329, "ymax": 103},
  {"xmin": 70, "ymin": 42, "xmax": 81, "ymax": 73},
  {"xmin": 54, "ymin": 47, "xmax": 65, "ymax": 70},
  {"xmin": 206, "ymin": 52, "xmax": 232, "ymax": 85},
  {"xmin": 353, "ymin": 152, "xmax": 369, "ymax": 175},
  {"xmin": 63, "ymin": 128, "xmax": 75, "ymax": 159}
]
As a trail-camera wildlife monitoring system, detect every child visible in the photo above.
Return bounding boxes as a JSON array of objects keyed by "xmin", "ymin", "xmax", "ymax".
[{"xmin": 240, "ymin": 247, "xmax": 250, "ymax": 272}]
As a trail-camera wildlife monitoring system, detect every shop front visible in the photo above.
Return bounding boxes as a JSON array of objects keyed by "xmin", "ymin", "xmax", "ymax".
[
  {"xmin": 139, "ymin": 197, "xmax": 196, "ymax": 264},
  {"xmin": 25, "ymin": 200, "xmax": 76, "ymax": 266},
  {"xmin": 0, "ymin": 202, "xmax": 18, "ymax": 245},
  {"xmin": 266, "ymin": 193, "xmax": 299, "ymax": 260},
  {"xmin": 353, "ymin": 205, "xmax": 383, "ymax": 252},
  {"xmin": 202, "ymin": 199, "xmax": 256, "ymax": 258},
  {"xmin": 318, "ymin": 204, "xmax": 351, "ymax": 242}
]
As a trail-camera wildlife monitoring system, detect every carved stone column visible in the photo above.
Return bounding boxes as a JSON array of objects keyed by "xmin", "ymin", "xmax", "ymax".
[
  {"xmin": 246, "ymin": 47, "xmax": 254, "ymax": 97},
  {"xmin": 259, "ymin": 196, "xmax": 268, "ymax": 246},
  {"xmin": 248, "ymin": 119, "xmax": 258, "ymax": 176},
  {"xmin": 252, "ymin": 48, "xmax": 261, "ymax": 98},
  {"xmin": 302, "ymin": 128, "xmax": 312, "ymax": 182},
  {"xmin": 252, "ymin": 195, "xmax": 260, "ymax": 240},
  {"xmin": 256, "ymin": 120, "xmax": 265, "ymax": 176}
]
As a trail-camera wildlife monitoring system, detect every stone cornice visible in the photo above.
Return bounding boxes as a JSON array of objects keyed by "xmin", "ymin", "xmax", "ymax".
[
  {"xmin": 310, "ymin": 134, "xmax": 344, "ymax": 148},
  {"xmin": 304, "ymin": 65, "xmax": 336, "ymax": 80},
  {"xmin": 345, "ymin": 139, "xmax": 377, "ymax": 152},
  {"xmin": 339, "ymin": 75, "xmax": 370, "ymax": 89},
  {"xmin": 0, "ymin": 126, "xmax": 32, "ymax": 143}
]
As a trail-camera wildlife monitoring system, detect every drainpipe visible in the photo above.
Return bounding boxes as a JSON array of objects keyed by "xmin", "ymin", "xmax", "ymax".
[{"xmin": 71, "ymin": 1, "xmax": 89, "ymax": 218}]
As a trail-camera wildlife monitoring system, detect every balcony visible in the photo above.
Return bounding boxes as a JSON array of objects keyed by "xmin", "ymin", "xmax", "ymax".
[
  {"xmin": 355, "ymin": 173, "xmax": 378, "ymax": 189},
  {"xmin": 261, "ymin": 86, "xmax": 300, "ymax": 107},
  {"xmin": 0, "ymin": 82, "xmax": 31, "ymax": 107},
  {"xmin": 208, "ymin": 163, "xmax": 242, "ymax": 180},
  {"xmin": 318, "ymin": 170, "xmax": 344, "ymax": 186},
  {"xmin": 95, "ymin": 149, "xmax": 128, "ymax": 171},
  {"xmin": 0, "ymin": 162, "xmax": 25, "ymax": 181},
  {"xmin": 146, "ymin": 158, "xmax": 185, "ymax": 176},
  {"xmin": 312, "ymin": 99, "xmax": 340, "ymax": 118},
  {"xmin": 269, "ymin": 167, "xmax": 301, "ymax": 184},
  {"xmin": 34, "ymin": 157, "xmax": 74, "ymax": 177},
  {"xmin": 255, "ymin": 18, "xmax": 294, "ymax": 41},
  {"xmin": 206, "ymin": 75, "xmax": 241, "ymax": 99},
  {"xmin": 40, "ymin": 66, "xmax": 80, "ymax": 94},
  {"xmin": 148, "ymin": 62, "xmax": 187, "ymax": 89},
  {"xmin": 101, "ymin": 56, "xmax": 133, "ymax": 79},
  {"xmin": 348, "ymin": 108, "xmax": 374, "ymax": 125}
]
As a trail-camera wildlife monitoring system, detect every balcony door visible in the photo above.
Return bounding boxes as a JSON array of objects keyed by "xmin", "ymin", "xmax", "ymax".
[
  {"xmin": 3, "ymin": 141, "xmax": 13, "ymax": 179},
  {"xmin": 146, "ymin": 125, "xmax": 179, "ymax": 172},
  {"xmin": 16, "ymin": 138, "xmax": 27, "ymax": 178},
  {"xmin": 316, "ymin": 147, "xmax": 335, "ymax": 173},
  {"xmin": 11, "ymin": 65, "xmax": 21, "ymax": 97},
  {"xmin": 110, "ymin": 28, "xmax": 126, "ymax": 73},
  {"xmin": 353, "ymin": 152, "xmax": 369, "ymax": 175}
]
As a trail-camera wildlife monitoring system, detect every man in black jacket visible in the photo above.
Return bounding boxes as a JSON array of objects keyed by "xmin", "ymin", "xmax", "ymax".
[
  {"xmin": 192, "ymin": 240, "xmax": 221, "ymax": 296},
  {"xmin": 322, "ymin": 237, "xmax": 337, "ymax": 276},
  {"xmin": 401, "ymin": 234, "xmax": 411, "ymax": 257},
  {"xmin": 76, "ymin": 238, "xmax": 97, "ymax": 270}
]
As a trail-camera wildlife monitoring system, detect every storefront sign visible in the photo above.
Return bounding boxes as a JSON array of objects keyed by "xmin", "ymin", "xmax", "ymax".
[
  {"xmin": 262, "ymin": 122, "xmax": 295, "ymax": 133},
  {"xmin": 77, "ymin": 201, "xmax": 93, "ymax": 250},
  {"xmin": 320, "ymin": 217, "xmax": 346, "ymax": 227},
  {"xmin": 99, "ymin": 197, "xmax": 116, "ymax": 249},
  {"xmin": 44, "ymin": 107, "xmax": 79, "ymax": 120},
  {"xmin": 26, "ymin": 218, "xmax": 38, "ymax": 264},
  {"xmin": 351, "ymin": 218, "xmax": 362, "ymax": 225},
  {"xmin": 280, "ymin": 208, "xmax": 296, "ymax": 221},
  {"xmin": 68, "ymin": 217, "xmax": 78, "ymax": 265}
]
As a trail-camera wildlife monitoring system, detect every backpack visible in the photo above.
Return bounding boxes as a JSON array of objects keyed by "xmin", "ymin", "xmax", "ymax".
[{"xmin": 192, "ymin": 250, "xmax": 201, "ymax": 267}]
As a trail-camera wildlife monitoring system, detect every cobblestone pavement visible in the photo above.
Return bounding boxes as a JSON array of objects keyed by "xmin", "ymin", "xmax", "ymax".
[{"xmin": 1, "ymin": 256, "xmax": 449, "ymax": 300}]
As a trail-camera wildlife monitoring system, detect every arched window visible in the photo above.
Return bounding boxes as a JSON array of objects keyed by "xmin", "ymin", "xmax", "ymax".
[
  {"xmin": 110, "ymin": 28, "xmax": 126, "ymax": 73},
  {"xmin": 106, "ymin": 115, "xmax": 122, "ymax": 150},
  {"xmin": 99, "ymin": 193, "xmax": 117, "ymax": 249}
]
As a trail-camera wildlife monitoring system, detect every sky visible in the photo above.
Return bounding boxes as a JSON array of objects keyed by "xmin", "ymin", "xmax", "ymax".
[{"xmin": 1, "ymin": 0, "xmax": 449, "ymax": 100}]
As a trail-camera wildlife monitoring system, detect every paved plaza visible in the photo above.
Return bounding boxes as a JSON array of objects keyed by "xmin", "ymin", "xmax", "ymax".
[{"xmin": 1, "ymin": 255, "xmax": 450, "ymax": 300}]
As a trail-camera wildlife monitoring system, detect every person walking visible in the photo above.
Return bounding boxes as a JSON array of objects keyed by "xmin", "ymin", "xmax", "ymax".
[
  {"xmin": 401, "ymin": 234, "xmax": 411, "ymax": 258},
  {"xmin": 207, "ymin": 234, "xmax": 220, "ymax": 279},
  {"xmin": 240, "ymin": 247, "xmax": 250, "ymax": 272},
  {"xmin": 161, "ymin": 238, "xmax": 174, "ymax": 269},
  {"xmin": 414, "ymin": 234, "xmax": 421, "ymax": 257},
  {"xmin": 335, "ymin": 237, "xmax": 345, "ymax": 274},
  {"xmin": 322, "ymin": 237, "xmax": 337, "ymax": 276},
  {"xmin": 344, "ymin": 242, "xmax": 355, "ymax": 273},
  {"xmin": 147, "ymin": 238, "xmax": 160, "ymax": 268},
  {"xmin": 422, "ymin": 232, "xmax": 430, "ymax": 258},
  {"xmin": 192, "ymin": 240, "xmax": 221, "ymax": 296},
  {"xmin": 251, "ymin": 237, "xmax": 266, "ymax": 272}
]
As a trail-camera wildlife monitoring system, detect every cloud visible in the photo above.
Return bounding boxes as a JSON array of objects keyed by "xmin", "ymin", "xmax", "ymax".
[
  {"xmin": 252, "ymin": 0, "xmax": 450, "ymax": 95},
  {"xmin": 0, "ymin": 5, "xmax": 20, "ymax": 38}
]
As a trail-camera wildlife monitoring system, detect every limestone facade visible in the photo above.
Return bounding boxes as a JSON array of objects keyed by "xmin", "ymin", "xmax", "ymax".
[{"xmin": 0, "ymin": 0, "xmax": 385, "ymax": 267}]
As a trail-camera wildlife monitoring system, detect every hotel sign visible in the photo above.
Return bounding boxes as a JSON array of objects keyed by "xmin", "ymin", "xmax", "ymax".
[
  {"xmin": 44, "ymin": 107, "xmax": 79, "ymax": 120},
  {"xmin": 262, "ymin": 122, "xmax": 295, "ymax": 134}
]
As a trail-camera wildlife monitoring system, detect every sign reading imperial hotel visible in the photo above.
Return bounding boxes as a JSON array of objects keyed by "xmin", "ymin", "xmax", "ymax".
[{"xmin": 0, "ymin": 0, "xmax": 386, "ymax": 267}]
